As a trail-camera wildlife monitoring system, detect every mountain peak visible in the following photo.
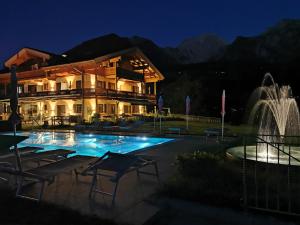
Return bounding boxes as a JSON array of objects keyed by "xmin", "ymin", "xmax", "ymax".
[{"xmin": 164, "ymin": 34, "xmax": 227, "ymax": 64}]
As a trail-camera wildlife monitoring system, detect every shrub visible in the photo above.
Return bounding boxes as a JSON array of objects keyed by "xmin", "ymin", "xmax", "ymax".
[{"xmin": 161, "ymin": 150, "xmax": 242, "ymax": 208}]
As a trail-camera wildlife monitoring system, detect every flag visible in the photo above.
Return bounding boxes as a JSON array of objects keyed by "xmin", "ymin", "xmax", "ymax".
[
  {"xmin": 221, "ymin": 90, "xmax": 225, "ymax": 116},
  {"xmin": 158, "ymin": 96, "xmax": 163, "ymax": 112}
]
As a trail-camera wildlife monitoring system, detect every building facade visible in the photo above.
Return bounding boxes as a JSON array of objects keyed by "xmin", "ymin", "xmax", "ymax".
[{"xmin": 0, "ymin": 47, "xmax": 164, "ymax": 123}]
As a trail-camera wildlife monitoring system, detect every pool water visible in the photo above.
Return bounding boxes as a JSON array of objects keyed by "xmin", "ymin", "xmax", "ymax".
[{"xmin": 4, "ymin": 131, "xmax": 173, "ymax": 157}]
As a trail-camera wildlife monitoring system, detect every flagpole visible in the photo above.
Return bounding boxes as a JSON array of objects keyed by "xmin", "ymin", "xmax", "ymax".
[
  {"xmin": 186, "ymin": 113, "xmax": 188, "ymax": 130},
  {"xmin": 160, "ymin": 114, "xmax": 162, "ymax": 134},
  {"xmin": 153, "ymin": 109, "xmax": 156, "ymax": 131},
  {"xmin": 221, "ymin": 90, "xmax": 225, "ymax": 141},
  {"xmin": 185, "ymin": 96, "xmax": 190, "ymax": 131},
  {"xmin": 221, "ymin": 112, "xmax": 224, "ymax": 141}
]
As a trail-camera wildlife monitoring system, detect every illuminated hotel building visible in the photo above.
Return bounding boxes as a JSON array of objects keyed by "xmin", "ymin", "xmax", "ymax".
[{"xmin": 0, "ymin": 47, "xmax": 164, "ymax": 122}]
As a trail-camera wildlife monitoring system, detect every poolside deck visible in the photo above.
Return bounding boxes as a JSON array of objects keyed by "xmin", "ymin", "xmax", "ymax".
[{"xmin": 1, "ymin": 135, "xmax": 208, "ymax": 225}]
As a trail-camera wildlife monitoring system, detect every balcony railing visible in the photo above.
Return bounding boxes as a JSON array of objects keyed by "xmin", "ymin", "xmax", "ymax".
[
  {"xmin": 0, "ymin": 89, "xmax": 82, "ymax": 99},
  {"xmin": 0, "ymin": 88, "xmax": 155, "ymax": 102},
  {"xmin": 85, "ymin": 88, "xmax": 156, "ymax": 101}
]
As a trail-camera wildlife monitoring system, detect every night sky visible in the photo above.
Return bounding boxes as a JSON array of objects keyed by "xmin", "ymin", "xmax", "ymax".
[{"xmin": 1, "ymin": 0, "xmax": 299, "ymax": 66}]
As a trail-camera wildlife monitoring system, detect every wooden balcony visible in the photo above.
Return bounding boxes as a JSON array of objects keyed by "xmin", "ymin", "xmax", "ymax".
[
  {"xmin": 85, "ymin": 88, "xmax": 156, "ymax": 102},
  {"xmin": 0, "ymin": 88, "xmax": 155, "ymax": 103},
  {"xmin": 0, "ymin": 89, "xmax": 82, "ymax": 99}
]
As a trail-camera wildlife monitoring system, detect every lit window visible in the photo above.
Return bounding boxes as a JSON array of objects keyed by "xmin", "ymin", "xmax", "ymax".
[{"xmin": 73, "ymin": 104, "xmax": 82, "ymax": 113}]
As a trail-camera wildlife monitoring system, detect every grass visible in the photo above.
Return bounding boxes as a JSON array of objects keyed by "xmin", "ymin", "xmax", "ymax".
[
  {"xmin": 138, "ymin": 120, "xmax": 254, "ymax": 136},
  {"xmin": 0, "ymin": 187, "xmax": 121, "ymax": 225},
  {"xmin": 21, "ymin": 118, "xmax": 255, "ymax": 137}
]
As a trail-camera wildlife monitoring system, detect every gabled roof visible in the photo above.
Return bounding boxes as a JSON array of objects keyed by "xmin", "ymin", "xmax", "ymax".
[
  {"xmin": 4, "ymin": 47, "xmax": 54, "ymax": 68},
  {"xmin": 93, "ymin": 47, "xmax": 164, "ymax": 80}
]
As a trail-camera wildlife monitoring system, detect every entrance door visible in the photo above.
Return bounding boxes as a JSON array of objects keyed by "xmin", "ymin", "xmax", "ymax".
[
  {"xmin": 56, "ymin": 83, "xmax": 61, "ymax": 91},
  {"xmin": 57, "ymin": 105, "xmax": 66, "ymax": 116}
]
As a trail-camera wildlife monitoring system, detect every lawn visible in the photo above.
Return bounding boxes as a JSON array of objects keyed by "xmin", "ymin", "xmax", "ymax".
[
  {"xmin": 21, "ymin": 120, "xmax": 254, "ymax": 137},
  {"xmin": 138, "ymin": 120, "xmax": 254, "ymax": 136}
]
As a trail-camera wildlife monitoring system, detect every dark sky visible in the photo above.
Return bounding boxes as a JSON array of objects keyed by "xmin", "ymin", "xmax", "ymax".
[{"xmin": 1, "ymin": 0, "xmax": 299, "ymax": 66}]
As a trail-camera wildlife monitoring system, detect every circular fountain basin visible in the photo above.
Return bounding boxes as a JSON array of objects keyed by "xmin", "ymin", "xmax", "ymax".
[{"xmin": 227, "ymin": 146, "xmax": 300, "ymax": 166}]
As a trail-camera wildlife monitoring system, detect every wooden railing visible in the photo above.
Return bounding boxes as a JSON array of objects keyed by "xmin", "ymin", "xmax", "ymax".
[
  {"xmin": 0, "ymin": 88, "xmax": 155, "ymax": 102},
  {"xmin": 84, "ymin": 88, "xmax": 156, "ymax": 101}
]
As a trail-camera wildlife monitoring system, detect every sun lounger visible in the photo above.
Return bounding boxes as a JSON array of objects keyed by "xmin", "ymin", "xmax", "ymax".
[
  {"xmin": 81, "ymin": 151, "xmax": 159, "ymax": 205},
  {"xmin": 0, "ymin": 146, "xmax": 43, "ymax": 159},
  {"xmin": 14, "ymin": 155, "xmax": 96, "ymax": 201},
  {"xmin": 1, "ymin": 149, "xmax": 75, "ymax": 166},
  {"xmin": 0, "ymin": 148, "xmax": 76, "ymax": 183}
]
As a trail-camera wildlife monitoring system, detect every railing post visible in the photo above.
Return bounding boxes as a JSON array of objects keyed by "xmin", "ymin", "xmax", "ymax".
[
  {"xmin": 288, "ymin": 145, "xmax": 291, "ymax": 213},
  {"xmin": 277, "ymin": 143, "xmax": 280, "ymax": 211},
  {"xmin": 243, "ymin": 136, "xmax": 248, "ymax": 210},
  {"xmin": 265, "ymin": 143, "xmax": 269, "ymax": 209},
  {"xmin": 255, "ymin": 141, "xmax": 258, "ymax": 207}
]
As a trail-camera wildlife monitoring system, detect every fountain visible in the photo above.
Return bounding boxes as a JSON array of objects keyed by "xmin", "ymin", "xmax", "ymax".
[{"xmin": 227, "ymin": 73, "xmax": 300, "ymax": 165}]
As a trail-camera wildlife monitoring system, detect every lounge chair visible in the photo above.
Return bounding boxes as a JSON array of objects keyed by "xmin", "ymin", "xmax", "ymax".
[
  {"xmin": 12, "ymin": 155, "xmax": 96, "ymax": 201},
  {"xmin": 1, "ymin": 148, "xmax": 75, "ymax": 167},
  {"xmin": 0, "ymin": 145, "xmax": 43, "ymax": 181},
  {"xmin": 0, "ymin": 146, "xmax": 43, "ymax": 160},
  {"xmin": 80, "ymin": 151, "xmax": 159, "ymax": 205},
  {"xmin": 0, "ymin": 148, "xmax": 76, "ymax": 183}
]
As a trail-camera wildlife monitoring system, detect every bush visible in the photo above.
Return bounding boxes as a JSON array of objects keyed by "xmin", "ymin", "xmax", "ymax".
[{"xmin": 161, "ymin": 151, "xmax": 242, "ymax": 208}]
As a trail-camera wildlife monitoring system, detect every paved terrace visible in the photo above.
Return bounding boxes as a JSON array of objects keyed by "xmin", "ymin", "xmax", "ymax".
[{"xmin": 5, "ymin": 135, "xmax": 204, "ymax": 225}]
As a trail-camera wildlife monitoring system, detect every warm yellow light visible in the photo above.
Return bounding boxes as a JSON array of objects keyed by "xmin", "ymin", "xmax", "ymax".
[
  {"xmin": 48, "ymin": 101, "xmax": 56, "ymax": 116},
  {"xmin": 117, "ymin": 81, "xmax": 124, "ymax": 91},
  {"xmin": 90, "ymin": 75, "xmax": 96, "ymax": 89},
  {"xmin": 65, "ymin": 76, "xmax": 75, "ymax": 89},
  {"xmin": 48, "ymin": 80, "xmax": 55, "ymax": 91},
  {"xmin": 137, "ymin": 83, "xmax": 142, "ymax": 93},
  {"xmin": 118, "ymin": 102, "xmax": 124, "ymax": 114}
]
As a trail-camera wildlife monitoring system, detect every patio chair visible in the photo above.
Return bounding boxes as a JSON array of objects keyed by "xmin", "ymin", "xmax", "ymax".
[{"xmin": 80, "ymin": 151, "xmax": 159, "ymax": 205}]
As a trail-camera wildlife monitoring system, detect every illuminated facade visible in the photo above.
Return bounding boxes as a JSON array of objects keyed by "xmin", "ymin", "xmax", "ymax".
[{"xmin": 0, "ymin": 47, "xmax": 164, "ymax": 122}]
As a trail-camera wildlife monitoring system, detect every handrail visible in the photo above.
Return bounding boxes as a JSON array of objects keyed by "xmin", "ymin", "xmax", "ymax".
[
  {"xmin": 257, "ymin": 133, "xmax": 300, "ymax": 138},
  {"xmin": 255, "ymin": 136, "xmax": 300, "ymax": 163}
]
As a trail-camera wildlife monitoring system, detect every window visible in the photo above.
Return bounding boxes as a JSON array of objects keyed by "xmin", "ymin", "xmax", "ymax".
[
  {"xmin": 107, "ymin": 104, "xmax": 115, "ymax": 114},
  {"xmin": 17, "ymin": 85, "xmax": 24, "ymax": 94},
  {"xmin": 56, "ymin": 83, "xmax": 61, "ymax": 91},
  {"xmin": 44, "ymin": 104, "xmax": 48, "ymax": 111},
  {"xmin": 98, "ymin": 104, "xmax": 106, "ymax": 113},
  {"xmin": 73, "ymin": 104, "xmax": 82, "ymax": 114},
  {"xmin": 108, "ymin": 82, "xmax": 115, "ymax": 90},
  {"xmin": 76, "ymin": 80, "xmax": 82, "ymax": 89},
  {"xmin": 97, "ymin": 81, "xmax": 106, "ymax": 89},
  {"xmin": 124, "ymin": 105, "xmax": 130, "ymax": 114},
  {"xmin": 43, "ymin": 83, "xmax": 49, "ymax": 91},
  {"xmin": 28, "ymin": 105, "xmax": 38, "ymax": 115},
  {"xmin": 132, "ymin": 105, "xmax": 139, "ymax": 114},
  {"xmin": 132, "ymin": 86, "xmax": 139, "ymax": 93},
  {"xmin": 28, "ymin": 85, "xmax": 37, "ymax": 93}
]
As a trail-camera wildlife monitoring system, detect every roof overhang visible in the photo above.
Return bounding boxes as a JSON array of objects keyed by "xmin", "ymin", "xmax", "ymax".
[{"xmin": 4, "ymin": 48, "xmax": 51, "ymax": 68}]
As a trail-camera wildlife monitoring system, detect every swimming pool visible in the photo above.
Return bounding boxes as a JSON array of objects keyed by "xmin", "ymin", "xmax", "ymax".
[{"xmin": 4, "ymin": 131, "xmax": 173, "ymax": 157}]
